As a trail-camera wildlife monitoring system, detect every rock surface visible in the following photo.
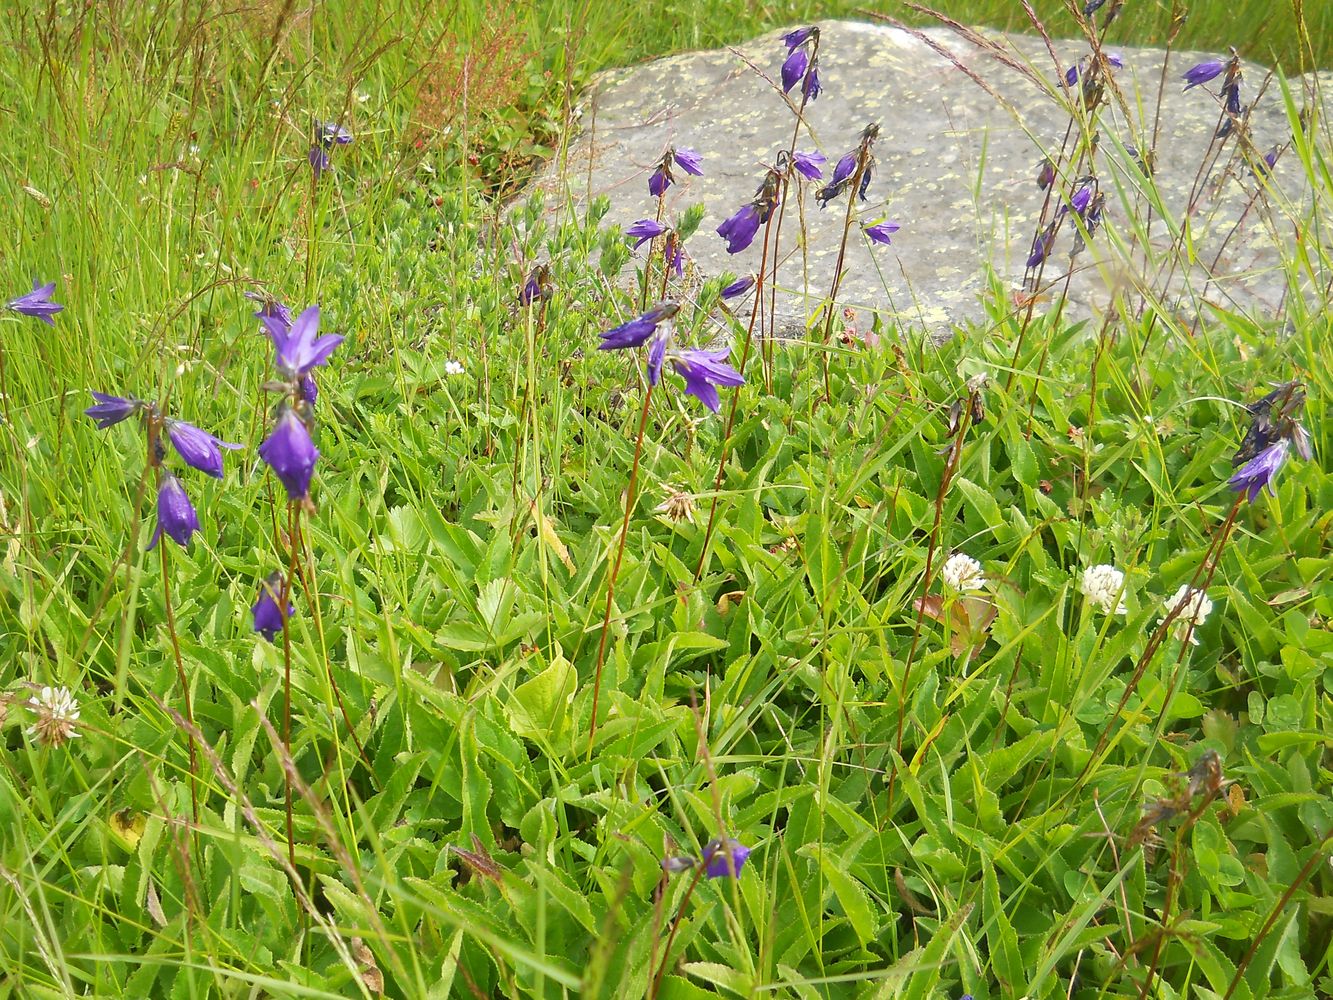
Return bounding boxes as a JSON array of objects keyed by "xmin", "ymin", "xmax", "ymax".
[{"xmin": 526, "ymin": 20, "xmax": 1325, "ymax": 336}]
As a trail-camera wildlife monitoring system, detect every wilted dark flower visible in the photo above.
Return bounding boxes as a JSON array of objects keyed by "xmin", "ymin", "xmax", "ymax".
[
  {"xmin": 84, "ymin": 392, "xmax": 144, "ymax": 429},
  {"xmin": 702, "ymin": 837, "xmax": 750, "ymax": 879},
  {"xmin": 792, "ymin": 150, "xmax": 826, "ymax": 180},
  {"xmin": 669, "ymin": 348, "xmax": 744, "ymax": 412},
  {"xmin": 519, "ymin": 264, "xmax": 552, "ymax": 306},
  {"xmin": 148, "ymin": 474, "xmax": 200, "ymax": 550},
  {"xmin": 626, "ymin": 218, "xmax": 668, "ymax": 249},
  {"xmin": 252, "ymin": 571, "xmax": 293, "ymax": 642},
  {"xmin": 863, "ymin": 221, "xmax": 900, "ymax": 246},
  {"xmin": 1254, "ymin": 146, "xmax": 1279, "ymax": 178},
  {"xmin": 1065, "ymin": 52, "xmax": 1123, "ymax": 86},
  {"xmin": 273, "ymin": 305, "xmax": 343, "ymax": 378},
  {"xmin": 1233, "ymin": 380, "xmax": 1311, "ymax": 466},
  {"xmin": 1083, "ymin": 0, "xmax": 1107, "ymax": 13},
  {"xmin": 816, "ymin": 127, "xmax": 878, "ymax": 207},
  {"xmin": 781, "ymin": 48, "xmax": 809, "ymax": 93},
  {"xmin": 598, "ymin": 301, "xmax": 679, "ymax": 352},
  {"xmin": 1035, "ymin": 157, "xmax": 1056, "ymax": 190},
  {"xmin": 259, "ymin": 406, "xmax": 319, "ymax": 500},
  {"xmin": 165, "ymin": 419, "xmax": 241, "ymax": 479},
  {"xmin": 721, "ymin": 275, "xmax": 755, "ymax": 299},
  {"xmin": 1183, "ymin": 59, "xmax": 1227, "ymax": 89},
  {"xmin": 7, "ymin": 280, "xmax": 64, "ymax": 325},
  {"xmin": 782, "ymin": 26, "xmax": 817, "ymax": 49},
  {"xmin": 1229, "ymin": 439, "xmax": 1290, "ymax": 502}
]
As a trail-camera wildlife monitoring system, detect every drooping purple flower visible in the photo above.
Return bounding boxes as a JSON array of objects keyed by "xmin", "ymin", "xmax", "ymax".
[
  {"xmin": 670, "ymin": 348, "xmax": 744, "ymax": 412},
  {"xmin": 673, "ymin": 148, "xmax": 703, "ymax": 177},
  {"xmin": 781, "ymin": 48, "xmax": 809, "ymax": 94},
  {"xmin": 1229, "ymin": 439, "xmax": 1290, "ymax": 502},
  {"xmin": 308, "ymin": 145, "xmax": 331, "ymax": 178},
  {"xmin": 519, "ymin": 264, "xmax": 552, "ymax": 306},
  {"xmin": 244, "ymin": 291, "xmax": 293, "ymax": 330},
  {"xmin": 259, "ymin": 407, "xmax": 320, "ymax": 500},
  {"xmin": 1027, "ymin": 224, "xmax": 1057, "ymax": 267},
  {"xmin": 701, "ymin": 837, "xmax": 750, "ymax": 878},
  {"xmin": 626, "ymin": 218, "xmax": 668, "ymax": 249},
  {"xmin": 1065, "ymin": 52, "xmax": 1124, "ymax": 86},
  {"xmin": 316, "ymin": 122, "xmax": 353, "ymax": 147},
  {"xmin": 864, "ymin": 221, "xmax": 900, "ymax": 246},
  {"xmin": 830, "ymin": 152, "xmax": 856, "ymax": 187},
  {"xmin": 782, "ymin": 26, "xmax": 817, "ymax": 49},
  {"xmin": 598, "ymin": 302, "xmax": 679, "ymax": 352},
  {"xmin": 717, "ymin": 203, "xmax": 762, "ymax": 254},
  {"xmin": 1035, "ymin": 157, "xmax": 1056, "ymax": 190},
  {"xmin": 816, "ymin": 151, "xmax": 860, "ymax": 208},
  {"xmin": 792, "ymin": 150, "xmax": 826, "ymax": 180},
  {"xmin": 252, "ymin": 572, "xmax": 293, "ymax": 642},
  {"xmin": 84, "ymin": 392, "xmax": 143, "ymax": 429},
  {"xmin": 165, "ymin": 419, "xmax": 242, "ymax": 479},
  {"xmin": 147, "ymin": 474, "xmax": 200, "ymax": 551},
  {"xmin": 802, "ymin": 57, "xmax": 822, "ymax": 102},
  {"xmin": 1183, "ymin": 59, "xmax": 1227, "ymax": 90},
  {"xmin": 7, "ymin": 280, "xmax": 64, "ymax": 325},
  {"xmin": 273, "ymin": 305, "xmax": 343, "ymax": 378},
  {"xmin": 1254, "ymin": 146, "xmax": 1279, "ymax": 178},
  {"xmin": 648, "ymin": 163, "xmax": 669, "ymax": 198},
  {"xmin": 299, "ymin": 372, "xmax": 319, "ymax": 408},
  {"xmin": 647, "ymin": 327, "xmax": 670, "ymax": 386},
  {"xmin": 1069, "ymin": 184, "xmax": 1094, "ymax": 217},
  {"xmin": 1223, "ymin": 78, "xmax": 1242, "ymax": 116},
  {"xmin": 721, "ymin": 275, "xmax": 755, "ymax": 300}
]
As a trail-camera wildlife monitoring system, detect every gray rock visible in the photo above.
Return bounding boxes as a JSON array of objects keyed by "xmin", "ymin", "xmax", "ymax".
[{"xmin": 526, "ymin": 20, "xmax": 1326, "ymax": 337}]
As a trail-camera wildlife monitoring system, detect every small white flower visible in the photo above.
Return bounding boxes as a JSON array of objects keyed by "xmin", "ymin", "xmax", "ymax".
[
  {"xmin": 27, "ymin": 685, "xmax": 81, "ymax": 747},
  {"xmin": 941, "ymin": 552, "xmax": 986, "ymax": 592},
  {"xmin": 444, "ymin": 360, "xmax": 465, "ymax": 376},
  {"xmin": 1081, "ymin": 564, "xmax": 1128, "ymax": 615},
  {"xmin": 1159, "ymin": 584, "xmax": 1213, "ymax": 645}
]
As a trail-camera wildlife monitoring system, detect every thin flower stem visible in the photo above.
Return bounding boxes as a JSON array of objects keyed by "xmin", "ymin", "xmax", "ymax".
[
  {"xmin": 765, "ymin": 85, "xmax": 813, "ymax": 393},
  {"xmin": 642, "ymin": 189, "xmax": 667, "ymax": 312},
  {"xmin": 159, "ymin": 543, "xmax": 200, "ymax": 826},
  {"xmin": 587, "ymin": 382, "xmax": 655, "ymax": 756},
  {"xmin": 818, "ymin": 161, "xmax": 866, "ymax": 405},
  {"xmin": 280, "ymin": 501, "xmax": 300, "ymax": 873},
  {"xmin": 691, "ymin": 211, "xmax": 777, "ymax": 584},
  {"xmin": 649, "ymin": 865, "xmax": 705, "ymax": 1000}
]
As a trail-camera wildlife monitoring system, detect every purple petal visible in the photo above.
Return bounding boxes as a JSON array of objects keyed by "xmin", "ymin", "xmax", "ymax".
[
  {"xmin": 792, "ymin": 150, "xmax": 826, "ymax": 180},
  {"xmin": 673, "ymin": 147, "xmax": 703, "ymax": 176},
  {"xmin": 258, "ymin": 408, "xmax": 319, "ymax": 500},
  {"xmin": 781, "ymin": 49, "xmax": 808, "ymax": 94},
  {"xmin": 84, "ymin": 391, "xmax": 141, "ymax": 430}
]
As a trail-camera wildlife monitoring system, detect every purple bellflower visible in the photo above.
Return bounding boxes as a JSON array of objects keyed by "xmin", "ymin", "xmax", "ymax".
[
  {"xmin": 272, "ymin": 305, "xmax": 343, "ymax": 379},
  {"xmin": 1068, "ymin": 184, "xmax": 1094, "ymax": 217},
  {"xmin": 816, "ymin": 126, "xmax": 878, "ymax": 207},
  {"xmin": 669, "ymin": 349, "xmax": 744, "ymax": 412},
  {"xmin": 781, "ymin": 48, "xmax": 809, "ymax": 93},
  {"xmin": 1065, "ymin": 52, "xmax": 1124, "ymax": 87},
  {"xmin": 317, "ymin": 122, "xmax": 353, "ymax": 147},
  {"xmin": 1229, "ymin": 439, "xmax": 1290, "ymax": 502},
  {"xmin": 626, "ymin": 218, "xmax": 668, "ymax": 249},
  {"xmin": 673, "ymin": 147, "xmax": 704, "ymax": 177},
  {"xmin": 648, "ymin": 147, "xmax": 704, "ymax": 197},
  {"xmin": 308, "ymin": 146, "xmax": 331, "ymax": 178},
  {"xmin": 8, "ymin": 280, "xmax": 64, "ymax": 325},
  {"xmin": 1183, "ymin": 59, "xmax": 1227, "ymax": 89},
  {"xmin": 245, "ymin": 291, "xmax": 293, "ymax": 329},
  {"xmin": 802, "ymin": 56, "xmax": 822, "ymax": 102},
  {"xmin": 783, "ymin": 26, "xmax": 817, "ymax": 49},
  {"xmin": 299, "ymin": 373, "xmax": 319, "ymax": 408},
  {"xmin": 1027, "ymin": 223, "xmax": 1057, "ymax": 267},
  {"xmin": 717, "ymin": 205, "xmax": 761, "ymax": 254},
  {"xmin": 252, "ymin": 572, "xmax": 294, "ymax": 642},
  {"xmin": 165, "ymin": 419, "xmax": 241, "ymax": 479},
  {"xmin": 148, "ymin": 474, "xmax": 200, "ymax": 550},
  {"xmin": 519, "ymin": 264, "xmax": 552, "ymax": 306},
  {"xmin": 792, "ymin": 150, "xmax": 826, "ymax": 180},
  {"xmin": 864, "ymin": 221, "xmax": 900, "ymax": 246},
  {"xmin": 259, "ymin": 406, "xmax": 320, "ymax": 500},
  {"xmin": 598, "ymin": 301, "xmax": 679, "ymax": 353},
  {"xmin": 721, "ymin": 275, "xmax": 755, "ymax": 299},
  {"xmin": 702, "ymin": 837, "xmax": 750, "ymax": 879},
  {"xmin": 85, "ymin": 392, "xmax": 144, "ymax": 429}
]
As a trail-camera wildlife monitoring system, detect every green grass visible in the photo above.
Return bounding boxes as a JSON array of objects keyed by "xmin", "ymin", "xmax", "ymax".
[{"xmin": 1, "ymin": 2, "xmax": 1331, "ymax": 999}]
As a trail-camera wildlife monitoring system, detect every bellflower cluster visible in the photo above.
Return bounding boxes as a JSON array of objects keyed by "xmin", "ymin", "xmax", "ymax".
[
  {"xmin": 717, "ymin": 171, "xmax": 780, "ymax": 254},
  {"xmin": 598, "ymin": 301, "xmax": 743, "ymax": 411},
  {"xmin": 815, "ymin": 123, "xmax": 878, "ymax": 208},
  {"xmin": 7, "ymin": 280, "xmax": 65, "ymax": 325},
  {"xmin": 85, "ymin": 391, "xmax": 238, "ymax": 550},
  {"xmin": 309, "ymin": 120, "xmax": 352, "ymax": 178},
  {"xmin": 661, "ymin": 837, "xmax": 751, "ymax": 879},
  {"xmin": 647, "ymin": 147, "xmax": 703, "ymax": 197},
  {"xmin": 1228, "ymin": 380, "xmax": 1311, "ymax": 502},
  {"xmin": 780, "ymin": 26, "xmax": 821, "ymax": 101}
]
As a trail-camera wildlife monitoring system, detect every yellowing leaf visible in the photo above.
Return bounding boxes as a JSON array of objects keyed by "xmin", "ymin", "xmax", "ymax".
[{"xmin": 530, "ymin": 501, "xmax": 575, "ymax": 572}]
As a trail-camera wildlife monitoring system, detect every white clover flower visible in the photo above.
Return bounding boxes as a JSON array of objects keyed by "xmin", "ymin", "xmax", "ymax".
[
  {"xmin": 941, "ymin": 552, "xmax": 986, "ymax": 592},
  {"xmin": 1080, "ymin": 564, "xmax": 1128, "ymax": 615},
  {"xmin": 27, "ymin": 685, "xmax": 81, "ymax": 748},
  {"xmin": 1159, "ymin": 584, "xmax": 1213, "ymax": 645},
  {"xmin": 444, "ymin": 360, "xmax": 465, "ymax": 376}
]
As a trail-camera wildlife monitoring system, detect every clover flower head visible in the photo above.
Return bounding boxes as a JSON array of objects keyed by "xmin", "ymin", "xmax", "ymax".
[
  {"xmin": 8, "ymin": 280, "xmax": 64, "ymax": 325},
  {"xmin": 657, "ymin": 488, "xmax": 697, "ymax": 524},
  {"xmin": 148, "ymin": 473, "xmax": 200, "ymax": 550},
  {"xmin": 27, "ymin": 685, "xmax": 81, "ymax": 747},
  {"xmin": 252, "ymin": 572, "xmax": 293, "ymax": 642},
  {"xmin": 1183, "ymin": 59, "xmax": 1227, "ymax": 90},
  {"xmin": 702, "ymin": 837, "xmax": 750, "ymax": 879},
  {"xmin": 941, "ymin": 552, "xmax": 986, "ymax": 592},
  {"xmin": 165, "ymin": 419, "xmax": 241, "ymax": 479},
  {"xmin": 792, "ymin": 150, "xmax": 826, "ymax": 180},
  {"xmin": 259, "ymin": 406, "xmax": 319, "ymax": 500},
  {"xmin": 669, "ymin": 348, "xmax": 744, "ymax": 412},
  {"xmin": 1080, "ymin": 564, "xmax": 1128, "ymax": 615},
  {"xmin": 864, "ymin": 221, "xmax": 900, "ymax": 246},
  {"xmin": 1229, "ymin": 439, "xmax": 1289, "ymax": 502},
  {"xmin": 85, "ymin": 391, "xmax": 144, "ymax": 430},
  {"xmin": 1160, "ymin": 584, "xmax": 1213, "ymax": 644}
]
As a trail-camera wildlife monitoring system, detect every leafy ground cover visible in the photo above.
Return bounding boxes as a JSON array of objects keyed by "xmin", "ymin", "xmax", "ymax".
[{"xmin": 0, "ymin": 2, "xmax": 1329, "ymax": 999}]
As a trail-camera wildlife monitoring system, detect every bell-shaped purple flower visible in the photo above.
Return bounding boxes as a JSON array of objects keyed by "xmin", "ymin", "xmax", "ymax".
[
  {"xmin": 148, "ymin": 474, "xmax": 200, "ymax": 551},
  {"xmin": 1065, "ymin": 52, "xmax": 1123, "ymax": 86},
  {"xmin": 274, "ymin": 305, "xmax": 343, "ymax": 378},
  {"xmin": 165, "ymin": 419, "xmax": 241, "ymax": 479},
  {"xmin": 782, "ymin": 26, "xmax": 817, "ymax": 49},
  {"xmin": 672, "ymin": 148, "xmax": 703, "ymax": 177},
  {"xmin": 792, "ymin": 150, "xmax": 825, "ymax": 180},
  {"xmin": 802, "ymin": 57, "xmax": 822, "ymax": 102},
  {"xmin": 702, "ymin": 837, "xmax": 750, "ymax": 879},
  {"xmin": 626, "ymin": 218, "xmax": 668, "ymax": 249},
  {"xmin": 1027, "ymin": 224, "xmax": 1057, "ymax": 267},
  {"xmin": 316, "ymin": 121, "xmax": 353, "ymax": 147},
  {"xmin": 299, "ymin": 372, "xmax": 319, "ymax": 407},
  {"xmin": 670, "ymin": 348, "xmax": 744, "ymax": 412},
  {"xmin": 519, "ymin": 264, "xmax": 552, "ymax": 306},
  {"xmin": 646, "ymin": 327, "xmax": 671, "ymax": 386},
  {"xmin": 1183, "ymin": 59, "xmax": 1227, "ymax": 89},
  {"xmin": 245, "ymin": 291, "xmax": 292, "ymax": 329},
  {"xmin": 8, "ymin": 280, "xmax": 64, "ymax": 325},
  {"xmin": 1229, "ymin": 439, "xmax": 1290, "ymax": 502},
  {"xmin": 717, "ymin": 203, "xmax": 762, "ymax": 254},
  {"xmin": 1068, "ymin": 184, "xmax": 1094, "ymax": 217},
  {"xmin": 598, "ymin": 302, "xmax": 679, "ymax": 352},
  {"xmin": 252, "ymin": 572, "xmax": 293, "ymax": 642},
  {"xmin": 308, "ymin": 146, "xmax": 331, "ymax": 178},
  {"xmin": 259, "ymin": 407, "xmax": 320, "ymax": 500},
  {"xmin": 781, "ymin": 48, "xmax": 809, "ymax": 94},
  {"xmin": 85, "ymin": 391, "xmax": 143, "ymax": 429},
  {"xmin": 649, "ymin": 148, "xmax": 704, "ymax": 197},
  {"xmin": 721, "ymin": 275, "xmax": 755, "ymax": 300},
  {"xmin": 864, "ymin": 221, "xmax": 900, "ymax": 246},
  {"xmin": 816, "ymin": 152, "xmax": 858, "ymax": 207}
]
